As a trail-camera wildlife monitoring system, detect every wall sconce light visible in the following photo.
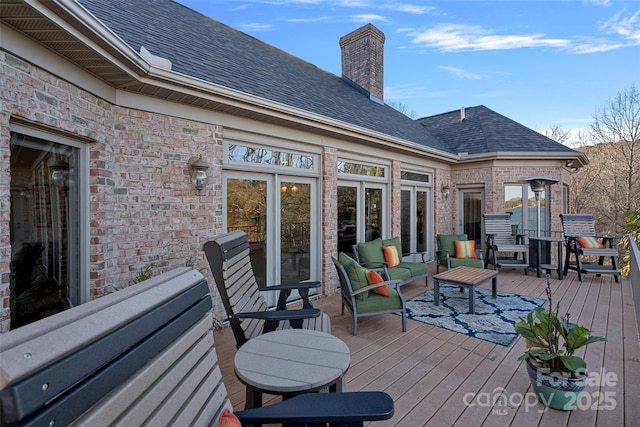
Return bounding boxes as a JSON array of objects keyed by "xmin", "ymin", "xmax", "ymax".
[
  {"xmin": 49, "ymin": 156, "xmax": 69, "ymax": 190},
  {"xmin": 441, "ymin": 184, "xmax": 451, "ymax": 199},
  {"xmin": 188, "ymin": 155, "xmax": 210, "ymax": 190}
]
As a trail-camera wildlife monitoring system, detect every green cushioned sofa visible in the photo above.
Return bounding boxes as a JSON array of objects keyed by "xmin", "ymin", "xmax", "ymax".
[{"xmin": 351, "ymin": 237, "xmax": 429, "ymax": 287}]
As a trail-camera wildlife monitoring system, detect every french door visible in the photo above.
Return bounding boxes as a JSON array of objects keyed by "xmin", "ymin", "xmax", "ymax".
[
  {"xmin": 337, "ymin": 182, "xmax": 385, "ymax": 255},
  {"xmin": 224, "ymin": 172, "xmax": 317, "ymax": 306},
  {"xmin": 401, "ymin": 186, "xmax": 431, "ymax": 261}
]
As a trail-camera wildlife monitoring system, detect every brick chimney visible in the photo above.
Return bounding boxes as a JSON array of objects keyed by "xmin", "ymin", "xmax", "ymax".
[{"xmin": 339, "ymin": 23, "xmax": 385, "ymax": 102}]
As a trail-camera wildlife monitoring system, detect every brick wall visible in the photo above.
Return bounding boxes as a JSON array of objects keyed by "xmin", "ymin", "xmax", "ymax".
[{"xmin": 0, "ymin": 52, "xmax": 225, "ymax": 330}]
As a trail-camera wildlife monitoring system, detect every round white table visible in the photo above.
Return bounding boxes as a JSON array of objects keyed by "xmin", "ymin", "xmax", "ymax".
[{"xmin": 234, "ymin": 329, "xmax": 351, "ymax": 409}]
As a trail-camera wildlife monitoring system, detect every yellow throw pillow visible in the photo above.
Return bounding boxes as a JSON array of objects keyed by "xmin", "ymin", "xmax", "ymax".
[
  {"xmin": 366, "ymin": 270, "xmax": 390, "ymax": 297},
  {"xmin": 577, "ymin": 236, "xmax": 605, "ymax": 249},
  {"xmin": 382, "ymin": 245, "xmax": 401, "ymax": 268},
  {"xmin": 454, "ymin": 240, "xmax": 476, "ymax": 259}
]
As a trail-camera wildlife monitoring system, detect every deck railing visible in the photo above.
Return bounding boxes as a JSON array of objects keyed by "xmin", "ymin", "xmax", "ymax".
[{"xmin": 629, "ymin": 235, "xmax": 640, "ymax": 344}]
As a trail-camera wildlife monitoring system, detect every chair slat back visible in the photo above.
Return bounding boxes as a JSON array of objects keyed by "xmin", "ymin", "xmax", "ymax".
[
  {"xmin": 203, "ymin": 231, "xmax": 267, "ymax": 347},
  {"xmin": 483, "ymin": 214, "xmax": 518, "ymax": 244},
  {"xmin": 560, "ymin": 214, "xmax": 597, "ymax": 237}
]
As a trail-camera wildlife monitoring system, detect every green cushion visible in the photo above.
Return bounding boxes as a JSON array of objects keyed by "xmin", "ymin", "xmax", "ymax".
[
  {"xmin": 449, "ymin": 257, "xmax": 484, "ymax": 269},
  {"xmin": 355, "ymin": 288, "xmax": 403, "ymax": 313},
  {"xmin": 357, "ymin": 238, "xmax": 385, "ymax": 265},
  {"xmin": 395, "ymin": 261, "xmax": 428, "ymax": 277},
  {"xmin": 437, "ymin": 234, "xmax": 468, "ymax": 263},
  {"xmin": 381, "ymin": 266, "xmax": 409, "ymax": 281},
  {"xmin": 339, "ymin": 252, "xmax": 369, "ymax": 300},
  {"xmin": 381, "ymin": 236, "xmax": 402, "ymax": 254}
]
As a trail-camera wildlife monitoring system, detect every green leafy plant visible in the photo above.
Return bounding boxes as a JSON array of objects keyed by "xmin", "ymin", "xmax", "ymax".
[
  {"xmin": 134, "ymin": 263, "xmax": 154, "ymax": 284},
  {"xmin": 514, "ymin": 278, "xmax": 607, "ymax": 374}
]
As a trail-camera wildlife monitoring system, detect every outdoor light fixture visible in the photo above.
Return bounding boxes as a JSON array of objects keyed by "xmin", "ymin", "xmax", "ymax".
[
  {"xmin": 523, "ymin": 176, "xmax": 559, "ymax": 237},
  {"xmin": 441, "ymin": 184, "xmax": 451, "ymax": 199},
  {"xmin": 565, "ymin": 159, "xmax": 574, "ymax": 167},
  {"xmin": 49, "ymin": 156, "xmax": 69, "ymax": 190},
  {"xmin": 188, "ymin": 155, "xmax": 210, "ymax": 190}
]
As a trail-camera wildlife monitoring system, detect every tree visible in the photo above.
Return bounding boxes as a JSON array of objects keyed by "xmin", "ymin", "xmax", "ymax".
[
  {"xmin": 386, "ymin": 100, "xmax": 418, "ymax": 119},
  {"xmin": 543, "ymin": 124, "xmax": 572, "ymax": 145},
  {"xmin": 571, "ymin": 85, "xmax": 640, "ymax": 234},
  {"xmin": 590, "ymin": 85, "xmax": 640, "ymax": 232}
]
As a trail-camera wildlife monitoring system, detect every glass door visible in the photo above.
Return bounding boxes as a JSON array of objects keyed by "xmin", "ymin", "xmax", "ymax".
[
  {"xmin": 337, "ymin": 182, "xmax": 386, "ymax": 255},
  {"xmin": 225, "ymin": 172, "xmax": 317, "ymax": 307},
  {"xmin": 458, "ymin": 189, "xmax": 484, "ymax": 247},
  {"xmin": 401, "ymin": 186, "xmax": 430, "ymax": 261}
]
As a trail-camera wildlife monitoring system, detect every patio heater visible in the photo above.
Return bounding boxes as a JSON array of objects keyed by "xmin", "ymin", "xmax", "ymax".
[{"xmin": 523, "ymin": 176, "xmax": 558, "ymax": 237}]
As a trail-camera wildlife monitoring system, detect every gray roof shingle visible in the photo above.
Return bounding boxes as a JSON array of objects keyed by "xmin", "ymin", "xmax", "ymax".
[{"xmin": 417, "ymin": 106, "xmax": 576, "ymax": 155}]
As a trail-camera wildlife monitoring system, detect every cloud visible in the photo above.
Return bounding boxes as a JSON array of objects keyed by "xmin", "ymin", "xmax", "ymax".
[
  {"xmin": 405, "ymin": 24, "xmax": 569, "ymax": 51},
  {"xmin": 348, "ymin": 14, "xmax": 386, "ymax": 23},
  {"xmin": 599, "ymin": 10, "xmax": 640, "ymax": 44},
  {"xmin": 237, "ymin": 23, "xmax": 274, "ymax": 31},
  {"xmin": 385, "ymin": 83, "xmax": 454, "ymax": 99},
  {"xmin": 438, "ymin": 66, "xmax": 482, "ymax": 80}
]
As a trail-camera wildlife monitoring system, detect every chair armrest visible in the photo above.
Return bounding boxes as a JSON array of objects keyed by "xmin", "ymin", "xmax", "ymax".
[
  {"xmin": 232, "ymin": 308, "xmax": 321, "ymax": 322},
  {"xmin": 402, "ymin": 251, "xmax": 429, "ymax": 262},
  {"xmin": 234, "ymin": 391, "xmax": 394, "ymax": 424},
  {"xmin": 351, "ymin": 280, "xmax": 401, "ymax": 297},
  {"xmin": 263, "ymin": 281, "xmax": 321, "ymax": 291},
  {"xmin": 262, "ymin": 281, "xmax": 321, "ymax": 310}
]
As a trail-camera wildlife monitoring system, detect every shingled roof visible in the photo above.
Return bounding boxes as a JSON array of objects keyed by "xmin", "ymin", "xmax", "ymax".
[
  {"xmin": 77, "ymin": 0, "xmax": 447, "ymax": 152},
  {"xmin": 75, "ymin": 0, "xmax": 575, "ymax": 158},
  {"xmin": 417, "ymin": 106, "xmax": 576, "ymax": 156}
]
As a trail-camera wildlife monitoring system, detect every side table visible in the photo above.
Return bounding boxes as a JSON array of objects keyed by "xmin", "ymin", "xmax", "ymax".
[
  {"xmin": 529, "ymin": 236, "xmax": 564, "ymax": 279},
  {"xmin": 234, "ymin": 329, "xmax": 351, "ymax": 409}
]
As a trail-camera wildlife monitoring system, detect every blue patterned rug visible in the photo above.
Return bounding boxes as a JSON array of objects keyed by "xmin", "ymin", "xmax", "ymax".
[{"xmin": 404, "ymin": 286, "xmax": 546, "ymax": 346}]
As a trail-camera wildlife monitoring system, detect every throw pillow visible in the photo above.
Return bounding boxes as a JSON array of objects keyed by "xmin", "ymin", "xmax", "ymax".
[
  {"xmin": 382, "ymin": 245, "xmax": 401, "ymax": 268},
  {"xmin": 366, "ymin": 270, "xmax": 390, "ymax": 297},
  {"xmin": 454, "ymin": 240, "xmax": 476, "ymax": 259},
  {"xmin": 218, "ymin": 408, "xmax": 241, "ymax": 427},
  {"xmin": 577, "ymin": 236, "xmax": 605, "ymax": 249}
]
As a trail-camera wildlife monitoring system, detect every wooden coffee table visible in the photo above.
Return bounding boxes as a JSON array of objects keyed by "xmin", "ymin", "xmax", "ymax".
[
  {"xmin": 432, "ymin": 266, "xmax": 498, "ymax": 314},
  {"xmin": 234, "ymin": 329, "xmax": 351, "ymax": 409}
]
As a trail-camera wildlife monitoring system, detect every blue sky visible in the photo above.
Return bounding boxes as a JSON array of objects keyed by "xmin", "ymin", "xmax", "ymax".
[{"xmin": 175, "ymin": 0, "xmax": 639, "ymax": 141}]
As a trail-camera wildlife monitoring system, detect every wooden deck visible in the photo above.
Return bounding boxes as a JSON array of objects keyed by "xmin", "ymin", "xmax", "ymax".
[{"xmin": 214, "ymin": 265, "xmax": 640, "ymax": 426}]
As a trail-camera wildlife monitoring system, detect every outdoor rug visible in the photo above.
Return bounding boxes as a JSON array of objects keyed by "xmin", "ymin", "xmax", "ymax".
[{"xmin": 403, "ymin": 286, "xmax": 546, "ymax": 346}]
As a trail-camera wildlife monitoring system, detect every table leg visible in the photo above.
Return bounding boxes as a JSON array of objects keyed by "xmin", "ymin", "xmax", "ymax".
[
  {"xmin": 492, "ymin": 276, "xmax": 497, "ymax": 299},
  {"xmin": 329, "ymin": 375, "xmax": 347, "ymax": 392},
  {"xmin": 468, "ymin": 285, "xmax": 475, "ymax": 314},
  {"xmin": 556, "ymin": 240, "xmax": 563, "ymax": 280},
  {"xmin": 434, "ymin": 279, "xmax": 440, "ymax": 306},
  {"xmin": 245, "ymin": 388, "xmax": 262, "ymax": 409}
]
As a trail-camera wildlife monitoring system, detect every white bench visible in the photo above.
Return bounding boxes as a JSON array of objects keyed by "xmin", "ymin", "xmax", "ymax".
[{"xmin": 0, "ymin": 267, "xmax": 393, "ymax": 426}]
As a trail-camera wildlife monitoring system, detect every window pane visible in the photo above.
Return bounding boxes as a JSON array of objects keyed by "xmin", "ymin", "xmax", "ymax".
[
  {"xmin": 337, "ymin": 161, "xmax": 385, "ymax": 177},
  {"xmin": 228, "ymin": 144, "xmax": 314, "ymax": 170},
  {"xmin": 504, "ymin": 185, "xmax": 523, "ymax": 234},
  {"xmin": 226, "ymin": 178, "xmax": 267, "ymax": 287},
  {"xmin": 10, "ymin": 132, "xmax": 78, "ymax": 329},
  {"xmin": 365, "ymin": 188, "xmax": 382, "ymax": 242},
  {"xmin": 280, "ymin": 182, "xmax": 310, "ymax": 283},
  {"xmin": 337, "ymin": 186, "xmax": 358, "ymax": 254}
]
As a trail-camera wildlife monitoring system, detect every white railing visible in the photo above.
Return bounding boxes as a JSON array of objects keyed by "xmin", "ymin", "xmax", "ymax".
[{"xmin": 629, "ymin": 236, "xmax": 640, "ymax": 344}]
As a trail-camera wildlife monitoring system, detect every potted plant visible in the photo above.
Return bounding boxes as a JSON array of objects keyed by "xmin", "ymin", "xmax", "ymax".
[{"xmin": 514, "ymin": 278, "xmax": 607, "ymax": 410}]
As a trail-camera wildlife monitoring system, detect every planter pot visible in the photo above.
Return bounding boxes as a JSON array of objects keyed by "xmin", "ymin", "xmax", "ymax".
[{"xmin": 525, "ymin": 358, "xmax": 587, "ymax": 410}]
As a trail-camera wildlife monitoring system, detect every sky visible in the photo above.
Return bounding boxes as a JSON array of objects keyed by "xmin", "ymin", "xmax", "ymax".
[{"xmin": 175, "ymin": 0, "xmax": 640, "ymax": 142}]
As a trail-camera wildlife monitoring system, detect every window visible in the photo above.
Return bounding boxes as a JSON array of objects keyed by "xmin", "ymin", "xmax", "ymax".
[
  {"xmin": 9, "ymin": 127, "xmax": 86, "ymax": 329},
  {"xmin": 505, "ymin": 184, "xmax": 548, "ymax": 236}
]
